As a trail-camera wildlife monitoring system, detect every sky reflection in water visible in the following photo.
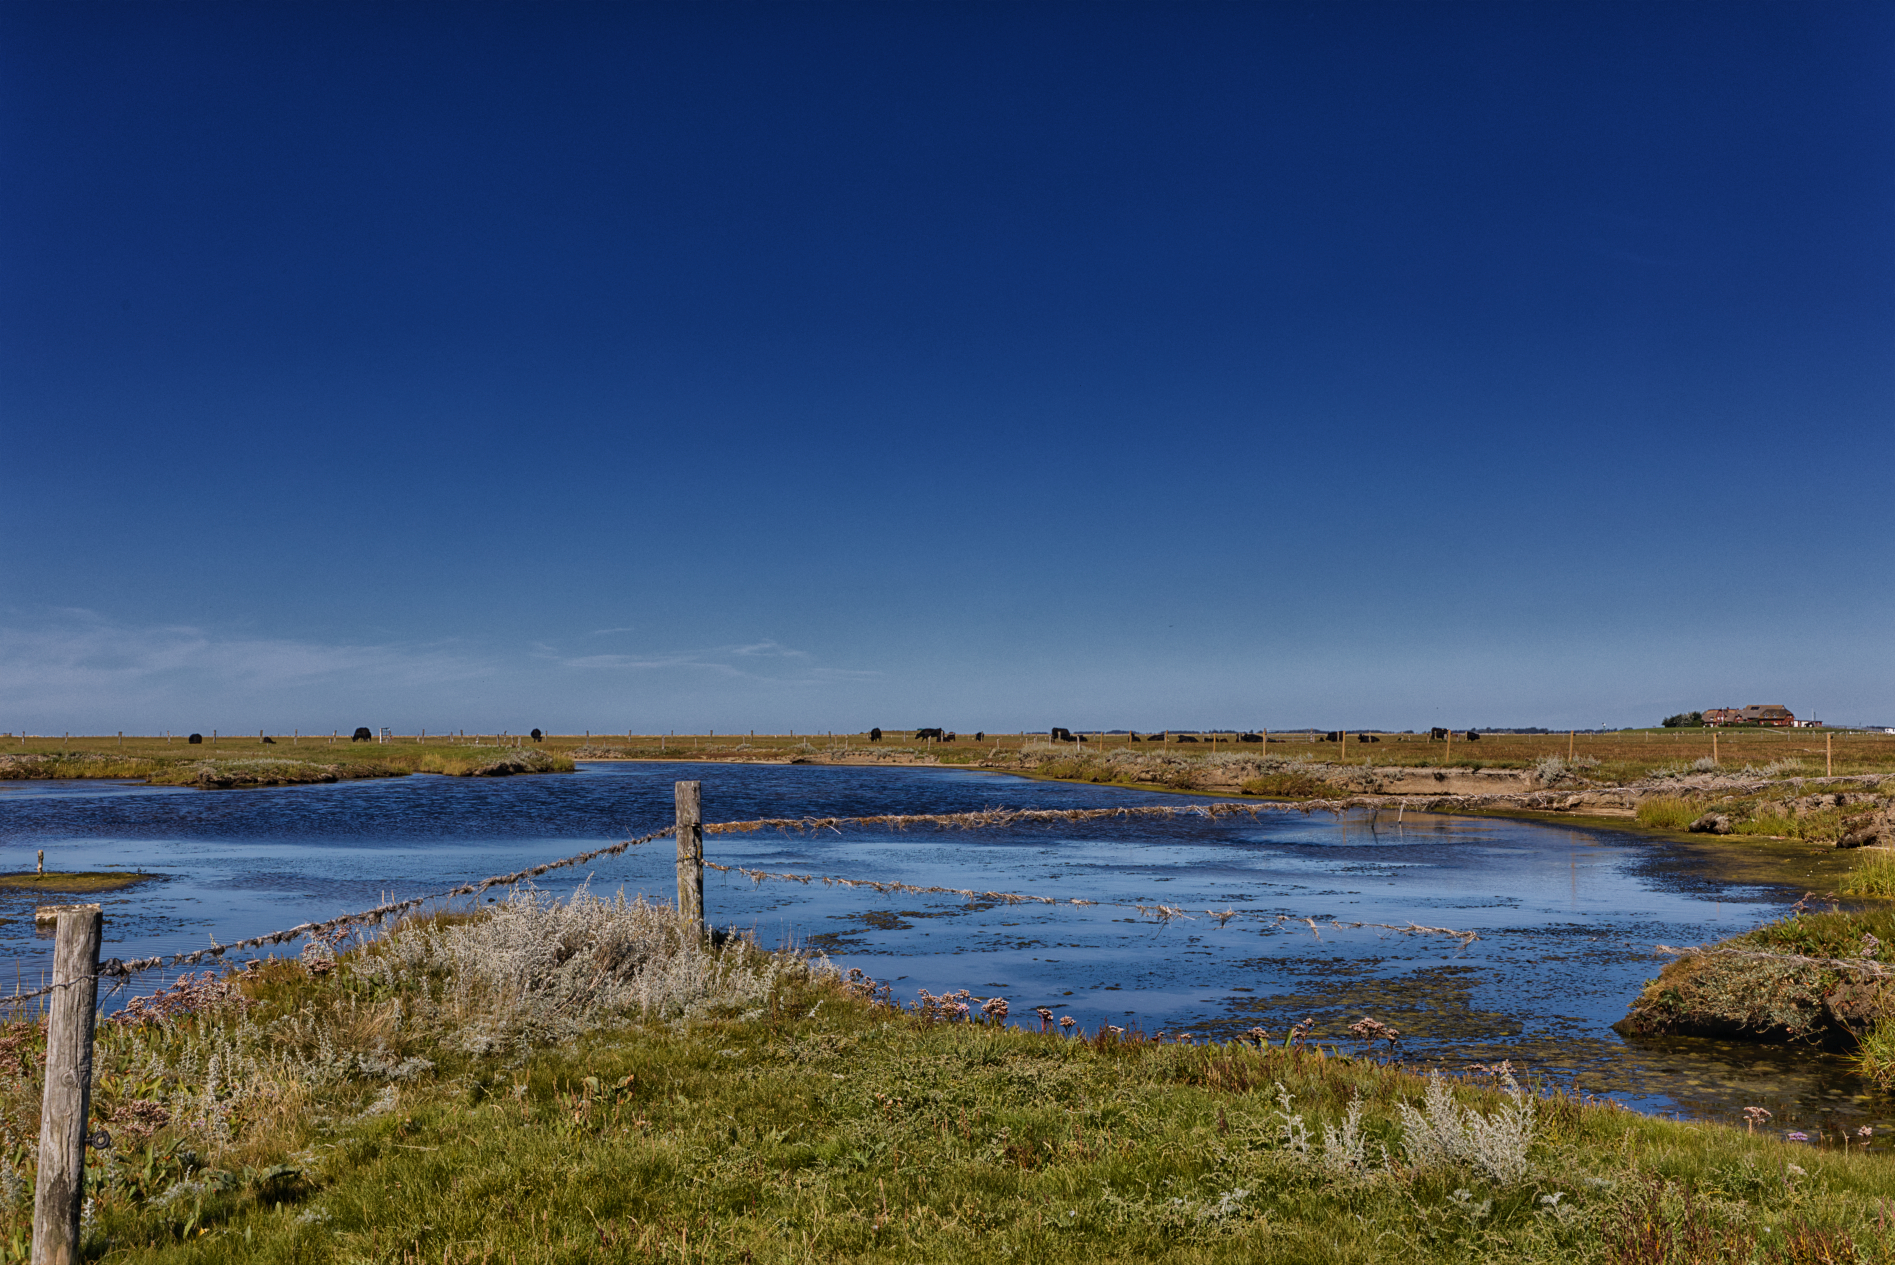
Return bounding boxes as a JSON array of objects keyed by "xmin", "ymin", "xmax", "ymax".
[{"xmin": 0, "ymin": 761, "xmax": 1882, "ymax": 1140}]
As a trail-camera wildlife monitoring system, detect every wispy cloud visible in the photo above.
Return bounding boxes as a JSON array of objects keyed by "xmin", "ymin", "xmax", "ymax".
[
  {"xmin": 550, "ymin": 638, "xmax": 866, "ymax": 683},
  {"xmin": 0, "ymin": 610, "xmax": 492, "ymax": 724}
]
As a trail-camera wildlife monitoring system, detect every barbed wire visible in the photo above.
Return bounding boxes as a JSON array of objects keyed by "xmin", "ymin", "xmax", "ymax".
[
  {"xmin": 10, "ymin": 795, "xmax": 1499, "ymax": 1005},
  {"xmin": 701, "ymin": 858, "xmax": 1481, "ymax": 944},
  {"xmin": 9, "ymin": 824, "xmax": 681, "ymax": 1004}
]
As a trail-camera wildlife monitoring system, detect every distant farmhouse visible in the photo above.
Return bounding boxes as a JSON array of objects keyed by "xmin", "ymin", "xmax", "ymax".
[{"xmin": 1702, "ymin": 704, "xmax": 1818, "ymax": 728}]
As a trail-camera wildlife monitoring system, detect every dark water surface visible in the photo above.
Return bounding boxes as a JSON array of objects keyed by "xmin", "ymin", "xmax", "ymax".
[{"xmin": 0, "ymin": 761, "xmax": 1885, "ymax": 1143}]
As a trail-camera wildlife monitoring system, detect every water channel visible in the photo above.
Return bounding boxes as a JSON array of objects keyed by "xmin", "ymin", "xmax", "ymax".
[{"xmin": 0, "ymin": 760, "xmax": 1885, "ymax": 1144}]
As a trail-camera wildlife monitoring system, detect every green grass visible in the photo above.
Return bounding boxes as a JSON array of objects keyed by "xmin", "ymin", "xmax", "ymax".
[
  {"xmin": 1634, "ymin": 796, "xmax": 1698, "ymax": 831},
  {"xmin": 0, "ymin": 745, "xmax": 572, "ymax": 788},
  {"xmin": 3, "ymin": 909, "xmax": 1887, "ymax": 1265},
  {"xmin": 0, "ymin": 871, "xmax": 155, "ymax": 893},
  {"xmin": 1842, "ymin": 849, "xmax": 1895, "ymax": 898}
]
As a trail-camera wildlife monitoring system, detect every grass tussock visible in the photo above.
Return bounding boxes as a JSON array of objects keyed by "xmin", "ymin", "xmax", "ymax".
[
  {"xmin": 0, "ymin": 894, "xmax": 1885, "ymax": 1262},
  {"xmin": 1635, "ymin": 797, "xmax": 1698, "ymax": 831},
  {"xmin": 1843, "ymin": 850, "xmax": 1895, "ymax": 899},
  {"xmin": 1617, "ymin": 910, "xmax": 1895, "ymax": 1048}
]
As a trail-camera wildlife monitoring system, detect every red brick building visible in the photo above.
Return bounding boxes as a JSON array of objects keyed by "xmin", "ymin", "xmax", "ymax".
[{"xmin": 1704, "ymin": 704, "xmax": 1805, "ymax": 728}]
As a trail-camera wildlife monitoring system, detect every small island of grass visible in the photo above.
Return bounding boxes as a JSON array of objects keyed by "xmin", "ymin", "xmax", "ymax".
[{"xmin": 0, "ymin": 870, "xmax": 158, "ymax": 893}]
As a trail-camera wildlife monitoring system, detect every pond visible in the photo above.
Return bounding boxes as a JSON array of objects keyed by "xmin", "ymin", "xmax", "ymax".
[{"xmin": 0, "ymin": 760, "xmax": 1884, "ymax": 1142}]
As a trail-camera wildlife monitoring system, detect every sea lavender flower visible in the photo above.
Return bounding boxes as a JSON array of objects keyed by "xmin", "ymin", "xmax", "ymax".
[
  {"xmin": 1785, "ymin": 1131, "xmax": 1810, "ymax": 1143},
  {"xmin": 1058, "ymin": 1015, "xmax": 1076, "ymax": 1033},
  {"xmin": 1742, "ymin": 1106, "xmax": 1771, "ymax": 1133}
]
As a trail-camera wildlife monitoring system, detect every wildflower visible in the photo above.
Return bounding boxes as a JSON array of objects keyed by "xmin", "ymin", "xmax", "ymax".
[
  {"xmin": 1862, "ymin": 933, "xmax": 1882, "ymax": 959},
  {"xmin": 1742, "ymin": 1106, "xmax": 1771, "ymax": 1133},
  {"xmin": 1245, "ymin": 1026, "xmax": 1270, "ymax": 1046},
  {"xmin": 1785, "ymin": 1131, "xmax": 1809, "ymax": 1143},
  {"xmin": 980, "ymin": 996, "xmax": 1009, "ymax": 1022},
  {"xmin": 1857, "ymin": 1125, "xmax": 1874, "ymax": 1145},
  {"xmin": 1058, "ymin": 1015, "xmax": 1076, "ymax": 1032},
  {"xmin": 1787, "ymin": 1164, "xmax": 1807, "ymax": 1176},
  {"xmin": 1034, "ymin": 1006, "xmax": 1054, "ymax": 1032}
]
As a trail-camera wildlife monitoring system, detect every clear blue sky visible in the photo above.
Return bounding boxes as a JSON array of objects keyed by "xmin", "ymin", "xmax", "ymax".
[{"xmin": 3, "ymin": 1, "xmax": 1890, "ymax": 735}]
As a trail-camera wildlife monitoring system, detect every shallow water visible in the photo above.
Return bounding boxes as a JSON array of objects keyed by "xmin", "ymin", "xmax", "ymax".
[{"xmin": 0, "ymin": 761, "xmax": 1885, "ymax": 1143}]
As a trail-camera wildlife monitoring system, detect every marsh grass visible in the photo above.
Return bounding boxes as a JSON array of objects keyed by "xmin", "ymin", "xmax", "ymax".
[
  {"xmin": 1857, "ymin": 1018, "xmax": 1895, "ymax": 1088},
  {"xmin": 1635, "ymin": 797, "xmax": 1699, "ymax": 831},
  {"xmin": 1842, "ymin": 850, "xmax": 1895, "ymax": 899},
  {"xmin": 0, "ymin": 895, "xmax": 1884, "ymax": 1263},
  {"xmin": 0, "ymin": 744, "xmax": 572, "ymax": 788},
  {"xmin": 0, "ymin": 871, "xmax": 155, "ymax": 893}
]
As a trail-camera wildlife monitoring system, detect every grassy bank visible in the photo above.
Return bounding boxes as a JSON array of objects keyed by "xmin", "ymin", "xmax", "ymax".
[
  {"xmin": 560, "ymin": 727, "xmax": 1895, "ymax": 785},
  {"xmin": 0, "ymin": 741, "xmax": 572, "ymax": 787},
  {"xmin": 0, "ymin": 871, "xmax": 155, "ymax": 893},
  {"xmin": 1617, "ymin": 908, "xmax": 1895, "ymax": 1091},
  {"xmin": 6, "ymin": 895, "xmax": 1890, "ymax": 1263}
]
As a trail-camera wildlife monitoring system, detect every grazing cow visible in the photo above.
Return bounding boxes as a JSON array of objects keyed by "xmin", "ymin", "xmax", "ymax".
[
  {"xmin": 1430, "ymin": 727, "xmax": 1450, "ymax": 741},
  {"xmin": 261, "ymin": 736, "xmax": 276, "ymax": 745},
  {"xmin": 188, "ymin": 733, "xmax": 203, "ymax": 744},
  {"xmin": 869, "ymin": 728, "xmax": 882, "ymax": 741},
  {"xmin": 914, "ymin": 728, "xmax": 946, "ymax": 741},
  {"xmin": 530, "ymin": 729, "xmax": 543, "ymax": 742},
  {"xmin": 1050, "ymin": 727, "xmax": 1073, "ymax": 742},
  {"xmin": 352, "ymin": 727, "xmax": 373, "ymax": 742},
  {"xmin": 1129, "ymin": 733, "xmax": 1142, "ymax": 742},
  {"xmin": 974, "ymin": 732, "xmax": 985, "ymax": 742},
  {"xmin": 1177, "ymin": 734, "xmax": 1199, "ymax": 743},
  {"xmin": 1239, "ymin": 733, "xmax": 1263, "ymax": 743},
  {"xmin": 1464, "ymin": 730, "xmax": 1481, "ymax": 741},
  {"xmin": 1356, "ymin": 734, "xmax": 1380, "ymax": 744},
  {"xmin": 1319, "ymin": 731, "xmax": 1343, "ymax": 742}
]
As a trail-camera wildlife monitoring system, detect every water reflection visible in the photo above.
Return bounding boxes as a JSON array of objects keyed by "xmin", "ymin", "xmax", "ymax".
[{"xmin": 0, "ymin": 762, "xmax": 1883, "ymax": 1139}]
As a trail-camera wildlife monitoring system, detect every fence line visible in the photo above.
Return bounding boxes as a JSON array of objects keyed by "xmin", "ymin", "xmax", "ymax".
[
  {"xmin": 14, "ymin": 795, "xmax": 1476, "ymax": 1005},
  {"xmin": 699, "ymin": 858, "xmax": 1482, "ymax": 943}
]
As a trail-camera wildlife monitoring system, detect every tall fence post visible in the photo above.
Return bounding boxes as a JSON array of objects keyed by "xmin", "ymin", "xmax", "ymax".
[
  {"xmin": 675, "ymin": 780, "xmax": 704, "ymax": 933},
  {"xmin": 33, "ymin": 903, "xmax": 101, "ymax": 1265}
]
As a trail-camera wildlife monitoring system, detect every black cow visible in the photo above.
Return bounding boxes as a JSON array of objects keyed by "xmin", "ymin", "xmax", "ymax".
[
  {"xmin": 915, "ymin": 728, "xmax": 946, "ymax": 741},
  {"xmin": 974, "ymin": 732, "xmax": 985, "ymax": 742},
  {"xmin": 1356, "ymin": 734, "xmax": 1380, "ymax": 744},
  {"xmin": 1464, "ymin": 730, "xmax": 1481, "ymax": 741},
  {"xmin": 530, "ymin": 729, "xmax": 543, "ymax": 742},
  {"xmin": 352, "ymin": 727, "xmax": 373, "ymax": 742},
  {"xmin": 187, "ymin": 733, "xmax": 203, "ymax": 744},
  {"xmin": 1239, "ymin": 733, "xmax": 1263, "ymax": 743},
  {"xmin": 1050, "ymin": 727, "xmax": 1073, "ymax": 742},
  {"xmin": 1429, "ymin": 727, "xmax": 1450, "ymax": 741},
  {"xmin": 1176, "ymin": 734, "xmax": 1199, "ymax": 743},
  {"xmin": 261, "ymin": 736, "xmax": 276, "ymax": 744},
  {"xmin": 1129, "ymin": 733, "xmax": 1142, "ymax": 742},
  {"xmin": 869, "ymin": 728, "xmax": 882, "ymax": 741}
]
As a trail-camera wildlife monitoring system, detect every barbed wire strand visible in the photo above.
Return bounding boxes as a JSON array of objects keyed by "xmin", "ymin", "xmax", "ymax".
[{"xmin": 4, "ymin": 796, "xmax": 1528, "ymax": 1004}]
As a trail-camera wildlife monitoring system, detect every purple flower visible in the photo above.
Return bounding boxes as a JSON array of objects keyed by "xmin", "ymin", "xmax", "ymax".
[{"xmin": 1785, "ymin": 1131, "xmax": 1809, "ymax": 1142}]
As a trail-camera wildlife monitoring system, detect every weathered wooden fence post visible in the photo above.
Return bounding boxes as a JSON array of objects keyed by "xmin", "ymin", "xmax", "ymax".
[
  {"xmin": 33, "ymin": 903, "xmax": 102, "ymax": 1265},
  {"xmin": 675, "ymin": 780, "xmax": 704, "ymax": 933}
]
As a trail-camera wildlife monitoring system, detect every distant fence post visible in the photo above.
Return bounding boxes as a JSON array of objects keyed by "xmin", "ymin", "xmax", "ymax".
[
  {"xmin": 675, "ymin": 781, "xmax": 704, "ymax": 933},
  {"xmin": 33, "ymin": 903, "xmax": 102, "ymax": 1265}
]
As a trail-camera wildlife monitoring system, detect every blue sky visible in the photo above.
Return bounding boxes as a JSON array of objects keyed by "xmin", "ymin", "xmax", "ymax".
[{"xmin": 3, "ymin": 1, "xmax": 1890, "ymax": 735}]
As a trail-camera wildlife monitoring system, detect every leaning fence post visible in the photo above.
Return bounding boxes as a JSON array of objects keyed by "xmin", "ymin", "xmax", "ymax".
[
  {"xmin": 675, "ymin": 781, "xmax": 704, "ymax": 933},
  {"xmin": 33, "ymin": 903, "xmax": 102, "ymax": 1265}
]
